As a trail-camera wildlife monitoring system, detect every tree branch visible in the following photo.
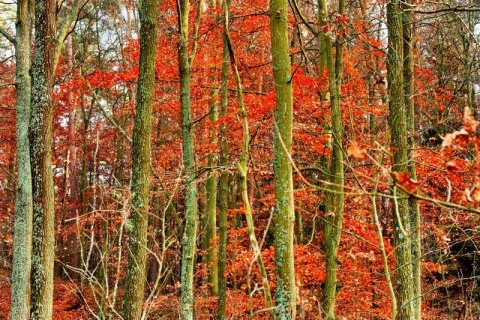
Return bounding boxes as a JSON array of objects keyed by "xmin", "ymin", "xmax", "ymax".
[{"xmin": 0, "ymin": 25, "xmax": 14, "ymax": 45}]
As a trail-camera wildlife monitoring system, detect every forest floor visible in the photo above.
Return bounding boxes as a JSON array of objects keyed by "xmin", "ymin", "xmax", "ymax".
[{"xmin": 0, "ymin": 271, "xmax": 470, "ymax": 319}]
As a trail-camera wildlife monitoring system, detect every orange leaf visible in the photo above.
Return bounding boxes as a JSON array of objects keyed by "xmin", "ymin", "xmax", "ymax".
[
  {"xmin": 347, "ymin": 141, "xmax": 366, "ymax": 159},
  {"xmin": 464, "ymin": 107, "xmax": 478, "ymax": 134},
  {"xmin": 395, "ymin": 171, "xmax": 422, "ymax": 192}
]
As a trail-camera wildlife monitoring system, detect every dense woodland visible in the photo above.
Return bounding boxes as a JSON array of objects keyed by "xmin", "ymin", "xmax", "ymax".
[{"xmin": 0, "ymin": 0, "xmax": 480, "ymax": 319}]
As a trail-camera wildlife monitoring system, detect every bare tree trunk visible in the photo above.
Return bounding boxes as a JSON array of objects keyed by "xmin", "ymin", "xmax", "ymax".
[
  {"xmin": 402, "ymin": 2, "xmax": 422, "ymax": 318},
  {"xmin": 29, "ymin": 0, "xmax": 57, "ymax": 318},
  {"xmin": 122, "ymin": 0, "xmax": 158, "ymax": 318},
  {"xmin": 270, "ymin": 0, "xmax": 296, "ymax": 317},
  {"xmin": 217, "ymin": 2, "xmax": 230, "ymax": 316},
  {"xmin": 387, "ymin": 0, "xmax": 416, "ymax": 318},
  {"xmin": 178, "ymin": 0, "xmax": 199, "ymax": 318},
  {"xmin": 11, "ymin": 1, "xmax": 33, "ymax": 318},
  {"xmin": 317, "ymin": 0, "xmax": 346, "ymax": 318}
]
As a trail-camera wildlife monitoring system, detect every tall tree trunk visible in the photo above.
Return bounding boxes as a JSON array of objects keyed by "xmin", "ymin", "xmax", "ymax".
[
  {"xmin": 402, "ymin": 2, "xmax": 422, "ymax": 318},
  {"xmin": 11, "ymin": 1, "xmax": 33, "ymax": 319},
  {"xmin": 270, "ymin": 0, "xmax": 296, "ymax": 318},
  {"xmin": 318, "ymin": 0, "xmax": 346, "ymax": 318},
  {"xmin": 217, "ymin": 2, "xmax": 230, "ymax": 316},
  {"xmin": 205, "ymin": 91, "xmax": 219, "ymax": 296},
  {"xmin": 178, "ymin": 0, "xmax": 199, "ymax": 318},
  {"xmin": 121, "ymin": 0, "xmax": 158, "ymax": 318},
  {"xmin": 29, "ymin": 0, "xmax": 57, "ymax": 318},
  {"xmin": 387, "ymin": 0, "xmax": 416, "ymax": 318}
]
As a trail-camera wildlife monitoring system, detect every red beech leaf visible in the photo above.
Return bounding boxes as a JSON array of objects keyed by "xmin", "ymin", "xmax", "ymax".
[{"xmin": 394, "ymin": 171, "xmax": 422, "ymax": 192}]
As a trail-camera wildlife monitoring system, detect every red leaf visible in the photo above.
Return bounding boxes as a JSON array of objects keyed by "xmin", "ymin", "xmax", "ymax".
[{"xmin": 394, "ymin": 171, "xmax": 422, "ymax": 192}]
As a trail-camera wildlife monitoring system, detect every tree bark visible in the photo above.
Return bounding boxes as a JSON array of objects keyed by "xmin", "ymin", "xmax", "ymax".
[
  {"xmin": 270, "ymin": 0, "xmax": 296, "ymax": 318},
  {"xmin": 121, "ymin": 0, "xmax": 158, "ymax": 318},
  {"xmin": 217, "ymin": 2, "xmax": 230, "ymax": 316},
  {"xmin": 318, "ymin": 0, "xmax": 346, "ymax": 317},
  {"xmin": 402, "ymin": 2, "xmax": 422, "ymax": 318},
  {"xmin": 29, "ymin": 0, "xmax": 57, "ymax": 318},
  {"xmin": 205, "ymin": 92, "xmax": 219, "ymax": 296},
  {"xmin": 387, "ymin": 0, "xmax": 416, "ymax": 318},
  {"xmin": 178, "ymin": 0, "xmax": 199, "ymax": 318},
  {"xmin": 11, "ymin": 0, "xmax": 33, "ymax": 318}
]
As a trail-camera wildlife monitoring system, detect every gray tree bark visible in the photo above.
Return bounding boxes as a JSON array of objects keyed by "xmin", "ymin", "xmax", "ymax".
[{"xmin": 11, "ymin": 0, "xmax": 33, "ymax": 318}]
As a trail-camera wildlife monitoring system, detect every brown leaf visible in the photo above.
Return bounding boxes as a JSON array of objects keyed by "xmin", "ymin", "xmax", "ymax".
[
  {"xmin": 347, "ymin": 141, "xmax": 367, "ymax": 159},
  {"xmin": 446, "ymin": 159, "xmax": 457, "ymax": 171},
  {"xmin": 464, "ymin": 107, "xmax": 479, "ymax": 134}
]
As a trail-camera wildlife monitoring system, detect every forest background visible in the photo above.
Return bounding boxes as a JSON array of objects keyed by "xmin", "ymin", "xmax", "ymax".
[{"xmin": 0, "ymin": 0, "xmax": 480, "ymax": 319}]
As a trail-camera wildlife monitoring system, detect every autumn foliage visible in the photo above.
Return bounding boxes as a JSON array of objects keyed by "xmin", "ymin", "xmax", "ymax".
[{"xmin": 0, "ymin": 0, "xmax": 479, "ymax": 318}]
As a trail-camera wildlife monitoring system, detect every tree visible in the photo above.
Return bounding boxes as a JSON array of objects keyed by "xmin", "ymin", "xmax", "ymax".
[
  {"xmin": 28, "ymin": 0, "xmax": 82, "ymax": 317},
  {"xmin": 402, "ymin": 1, "xmax": 422, "ymax": 317},
  {"xmin": 29, "ymin": 0, "xmax": 58, "ymax": 318},
  {"xmin": 10, "ymin": 1, "xmax": 33, "ymax": 319},
  {"xmin": 217, "ymin": 2, "xmax": 231, "ymax": 318},
  {"xmin": 316, "ymin": 0, "xmax": 346, "ymax": 318},
  {"xmin": 3, "ymin": 0, "xmax": 480, "ymax": 318},
  {"xmin": 387, "ymin": 0, "xmax": 416, "ymax": 317},
  {"xmin": 178, "ymin": 0, "xmax": 199, "ymax": 317},
  {"xmin": 270, "ymin": 0, "xmax": 296, "ymax": 318},
  {"xmin": 121, "ymin": 0, "xmax": 158, "ymax": 318}
]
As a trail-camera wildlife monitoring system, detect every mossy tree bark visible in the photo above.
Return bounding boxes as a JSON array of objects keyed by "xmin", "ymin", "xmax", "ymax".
[
  {"xmin": 205, "ymin": 93, "xmax": 218, "ymax": 296},
  {"xmin": 270, "ymin": 0, "xmax": 296, "ymax": 318},
  {"xmin": 217, "ymin": 2, "xmax": 230, "ymax": 317},
  {"xmin": 318, "ymin": 0, "xmax": 346, "ymax": 318},
  {"xmin": 387, "ymin": 0, "xmax": 416, "ymax": 318},
  {"xmin": 178, "ymin": 0, "xmax": 199, "ymax": 318},
  {"xmin": 121, "ymin": 0, "xmax": 158, "ymax": 318},
  {"xmin": 11, "ymin": 1, "xmax": 33, "ymax": 319},
  {"xmin": 29, "ymin": 0, "xmax": 57, "ymax": 318}
]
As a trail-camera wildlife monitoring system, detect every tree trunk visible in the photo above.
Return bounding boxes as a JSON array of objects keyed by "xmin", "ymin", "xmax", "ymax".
[
  {"xmin": 11, "ymin": 1, "xmax": 33, "ymax": 318},
  {"xmin": 270, "ymin": 0, "xmax": 296, "ymax": 318},
  {"xmin": 205, "ymin": 91, "xmax": 219, "ymax": 296},
  {"xmin": 121, "ymin": 0, "xmax": 158, "ymax": 318},
  {"xmin": 29, "ymin": 0, "xmax": 57, "ymax": 318},
  {"xmin": 178, "ymin": 0, "xmax": 199, "ymax": 318},
  {"xmin": 402, "ymin": 2, "xmax": 422, "ymax": 318},
  {"xmin": 387, "ymin": 0, "xmax": 416, "ymax": 318},
  {"xmin": 318, "ymin": 0, "xmax": 346, "ymax": 317},
  {"xmin": 217, "ymin": 2, "xmax": 230, "ymax": 315}
]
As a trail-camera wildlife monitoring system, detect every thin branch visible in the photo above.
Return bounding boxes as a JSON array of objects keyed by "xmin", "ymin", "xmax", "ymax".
[
  {"xmin": 413, "ymin": 5, "xmax": 480, "ymax": 14},
  {"xmin": 394, "ymin": 183, "xmax": 480, "ymax": 214},
  {"xmin": 0, "ymin": 82, "xmax": 16, "ymax": 88},
  {"xmin": 289, "ymin": 0, "xmax": 317, "ymax": 35},
  {"xmin": 79, "ymin": 73, "xmax": 132, "ymax": 143},
  {"xmin": 54, "ymin": 0, "xmax": 87, "ymax": 69},
  {"xmin": 0, "ymin": 25, "xmax": 15, "ymax": 45}
]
